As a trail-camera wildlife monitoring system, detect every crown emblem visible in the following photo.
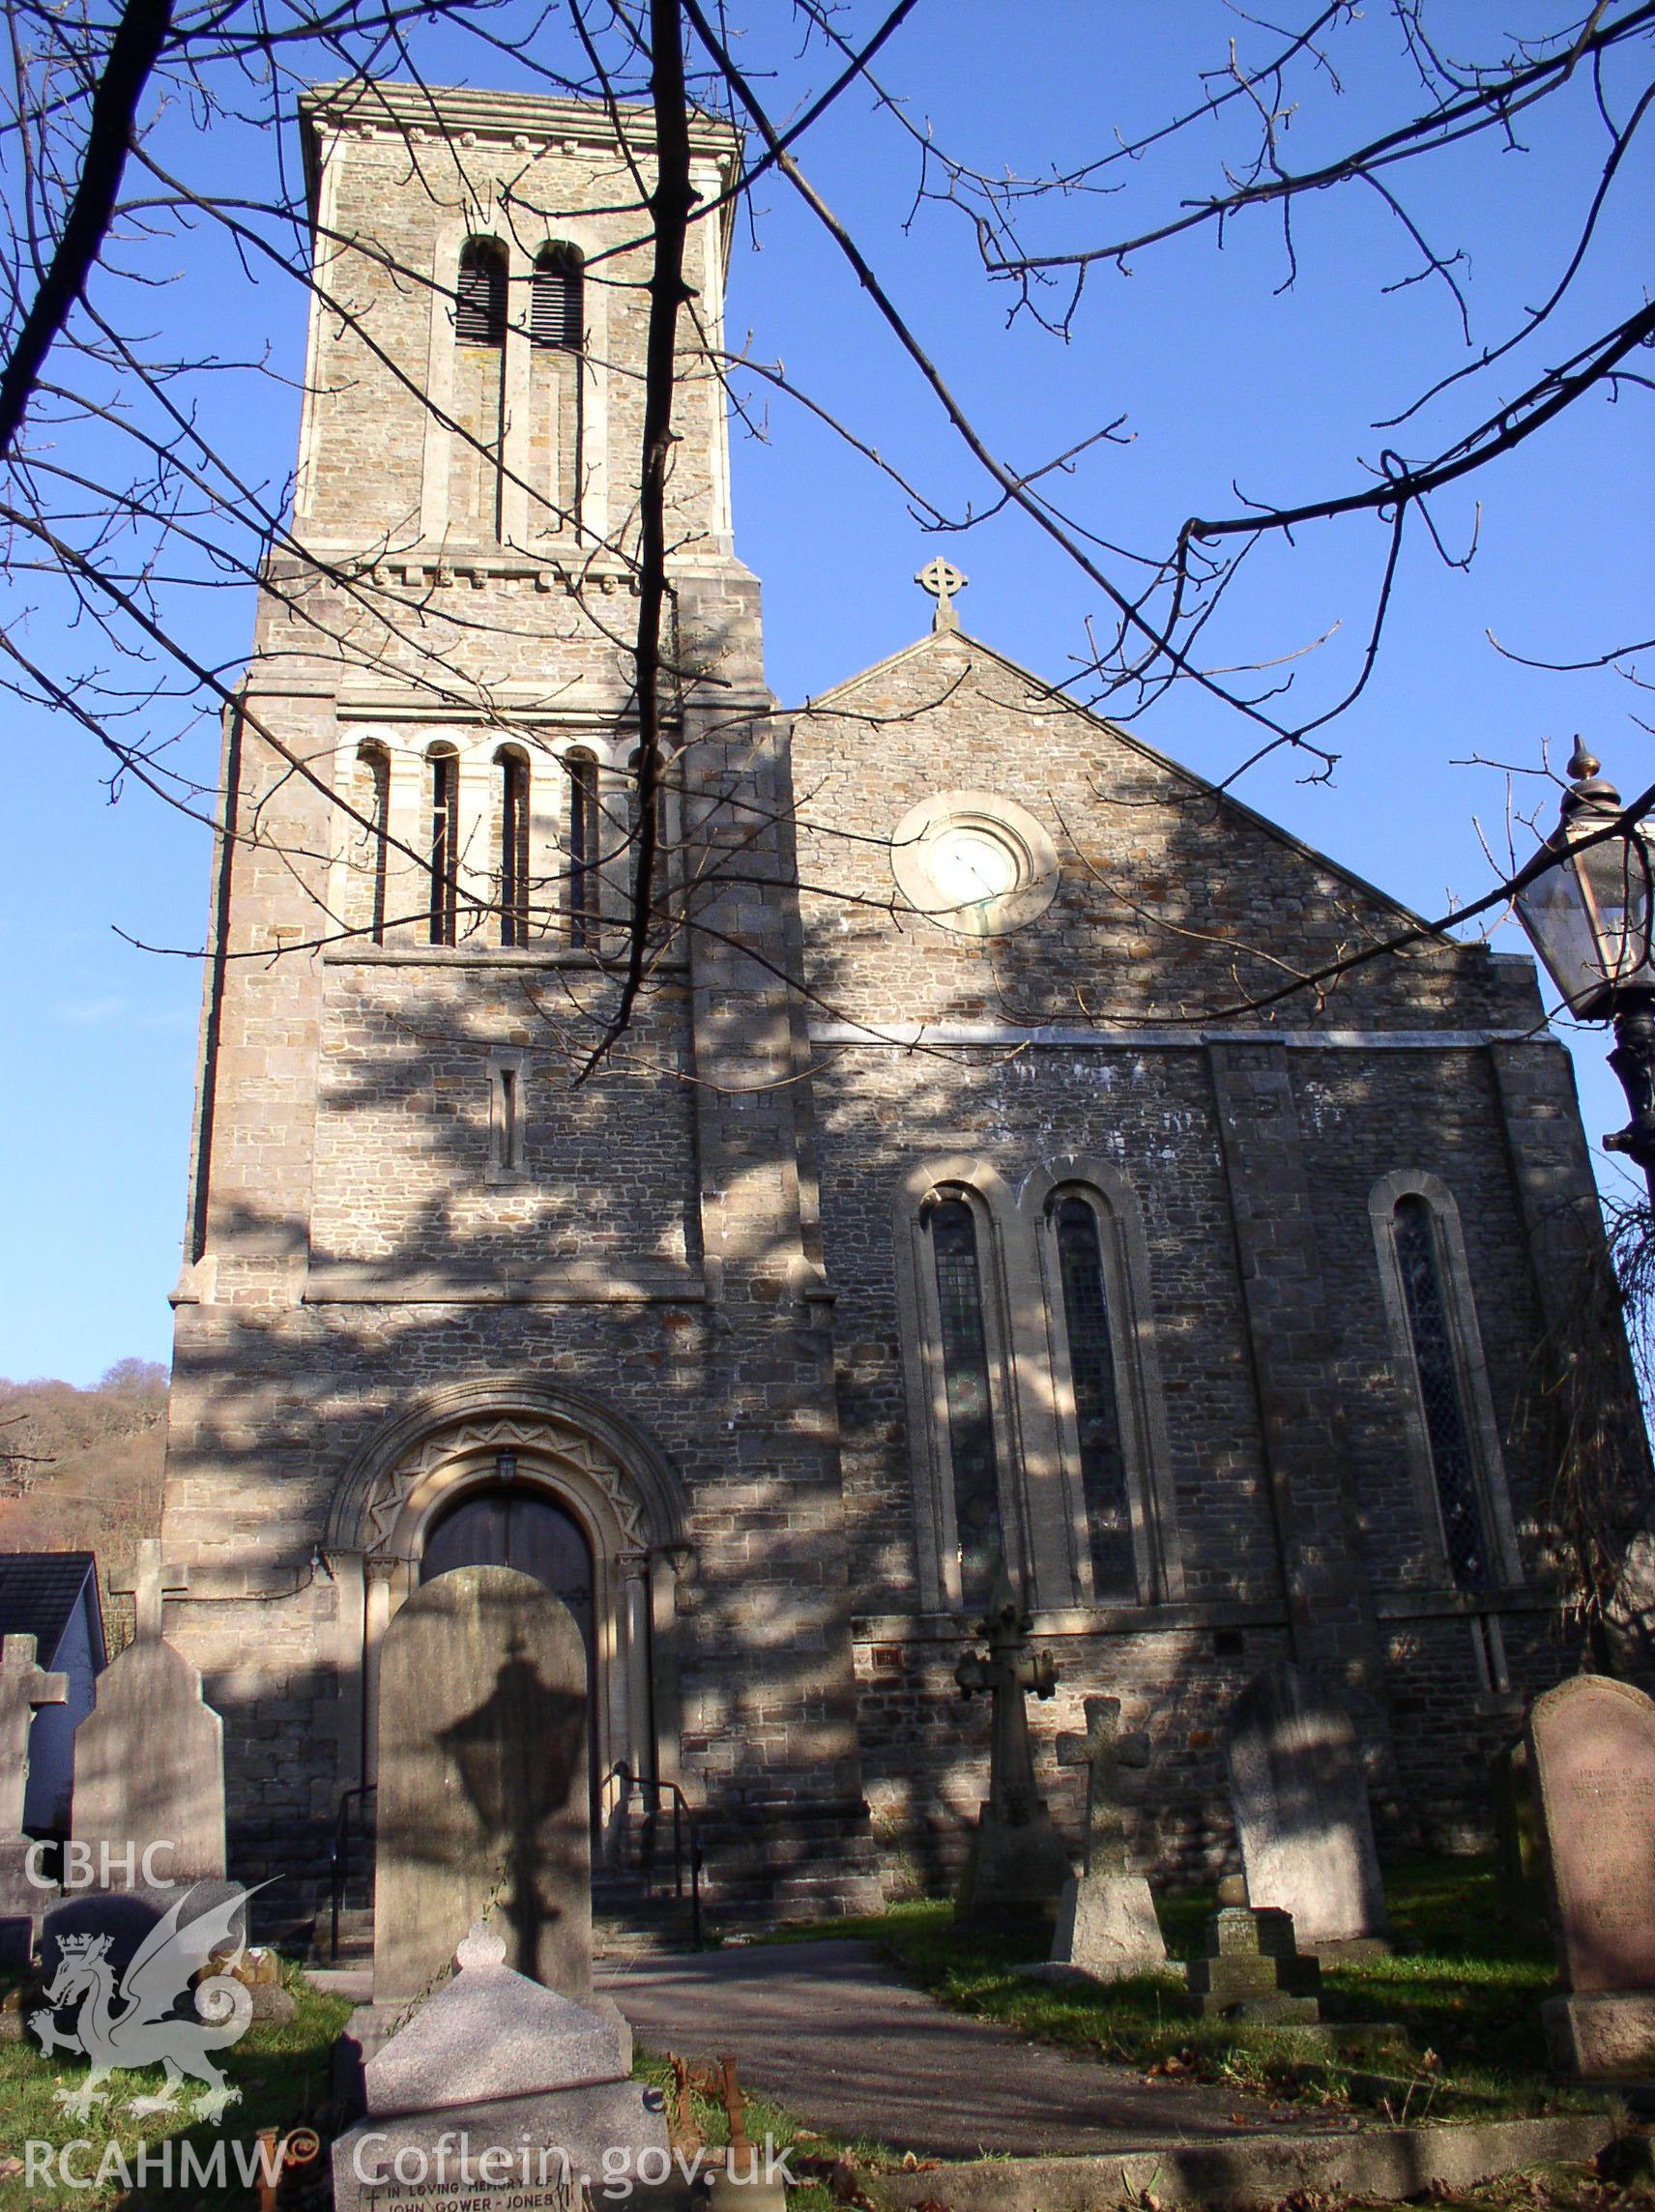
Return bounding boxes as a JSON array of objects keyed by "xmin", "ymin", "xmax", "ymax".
[{"xmin": 55, "ymin": 1932, "xmax": 111, "ymax": 1962}]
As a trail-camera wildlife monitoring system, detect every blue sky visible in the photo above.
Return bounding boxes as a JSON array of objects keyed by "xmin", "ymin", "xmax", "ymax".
[{"xmin": 3, "ymin": 2, "xmax": 1651, "ymax": 1382}]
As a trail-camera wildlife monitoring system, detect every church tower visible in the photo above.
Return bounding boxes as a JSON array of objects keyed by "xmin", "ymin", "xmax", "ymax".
[{"xmin": 160, "ymin": 81, "xmax": 880, "ymax": 1922}]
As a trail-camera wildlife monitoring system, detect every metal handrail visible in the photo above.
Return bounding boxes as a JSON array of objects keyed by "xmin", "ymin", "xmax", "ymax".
[
  {"xmin": 605, "ymin": 1761, "xmax": 703, "ymax": 1949},
  {"xmin": 329, "ymin": 1783, "xmax": 376, "ymax": 1964}
]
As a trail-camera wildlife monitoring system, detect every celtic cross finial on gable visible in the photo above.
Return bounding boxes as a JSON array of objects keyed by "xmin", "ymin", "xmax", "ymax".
[{"xmin": 915, "ymin": 556, "xmax": 968, "ymax": 632}]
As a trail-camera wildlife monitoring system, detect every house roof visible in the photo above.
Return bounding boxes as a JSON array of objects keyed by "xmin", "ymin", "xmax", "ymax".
[{"xmin": 0, "ymin": 1553, "xmax": 103, "ymax": 1669}]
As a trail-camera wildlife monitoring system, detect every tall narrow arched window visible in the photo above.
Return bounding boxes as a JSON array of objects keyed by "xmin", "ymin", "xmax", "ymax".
[
  {"xmin": 566, "ymin": 747, "xmax": 601, "ymax": 946},
  {"xmin": 456, "ymin": 238, "xmax": 507, "ymax": 347},
  {"xmin": 427, "ymin": 745, "xmax": 459, "ymax": 947},
  {"xmin": 532, "ymin": 244, "xmax": 584, "ymax": 350},
  {"xmin": 354, "ymin": 742, "xmax": 391, "ymax": 946},
  {"xmin": 1392, "ymin": 1193, "xmax": 1492, "ymax": 1592},
  {"xmin": 1027, "ymin": 1160, "xmax": 1182, "ymax": 1610},
  {"xmin": 452, "ymin": 238, "xmax": 508, "ymax": 540},
  {"xmin": 1370, "ymin": 1170, "xmax": 1521, "ymax": 1671},
  {"xmin": 1052, "ymin": 1195, "xmax": 1135, "ymax": 1598},
  {"xmin": 498, "ymin": 748, "xmax": 531, "ymax": 947},
  {"xmin": 928, "ymin": 1195, "xmax": 1003, "ymax": 1607}
]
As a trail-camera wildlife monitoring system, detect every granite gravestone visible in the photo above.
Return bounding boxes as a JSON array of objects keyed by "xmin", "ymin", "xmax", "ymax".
[
  {"xmin": 953, "ymin": 1568, "xmax": 1071, "ymax": 1922},
  {"xmin": 373, "ymin": 1564, "xmax": 590, "ymax": 2006},
  {"xmin": 333, "ymin": 1922, "xmax": 667, "ymax": 2212},
  {"xmin": 1528, "ymin": 1674, "xmax": 1655, "ymax": 2079},
  {"xmin": 1225, "ymin": 1664, "xmax": 1387, "ymax": 1953},
  {"xmin": 72, "ymin": 1542, "xmax": 226, "ymax": 1881},
  {"xmin": 0, "ymin": 1634, "xmax": 67, "ymax": 1959},
  {"xmin": 1043, "ymin": 1696, "xmax": 1166, "ymax": 1981}
]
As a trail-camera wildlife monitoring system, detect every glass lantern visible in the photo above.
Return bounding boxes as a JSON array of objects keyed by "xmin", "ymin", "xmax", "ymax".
[{"xmin": 1514, "ymin": 745, "xmax": 1655, "ymax": 1022}]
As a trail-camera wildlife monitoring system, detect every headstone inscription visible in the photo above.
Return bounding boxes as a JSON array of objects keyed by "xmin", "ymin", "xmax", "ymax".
[
  {"xmin": 372, "ymin": 1564, "xmax": 590, "ymax": 2005},
  {"xmin": 72, "ymin": 1541, "xmax": 226, "ymax": 1882},
  {"xmin": 1043, "ymin": 1695, "xmax": 1167, "ymax": 1980},
  {"xmin": 1528, "ymin": 1674, "xmax": 1655, "ymax": 2079},
  {"xmin": 953, "ymin": 1568, "xmax": 1071, "ymax": 1921},
  {"xmin": 332, "ymin": 1922, "xmax": 667, "ymax": 2212},
  {"xmin": 1224, "ymin": 1663, "xmax": 1388, "ymax": 1953}
]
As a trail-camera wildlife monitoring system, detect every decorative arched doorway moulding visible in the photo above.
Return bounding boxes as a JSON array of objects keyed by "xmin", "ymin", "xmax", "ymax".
[{"xmin": 325, "ymin": 1382, "xmax": 691, "ymax": 1818}]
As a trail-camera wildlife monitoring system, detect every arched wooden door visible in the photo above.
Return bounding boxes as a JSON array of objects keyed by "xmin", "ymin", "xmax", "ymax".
[{"xmin": 420, "ymin": 1485, "xmax": 600, "ymax": 1834}]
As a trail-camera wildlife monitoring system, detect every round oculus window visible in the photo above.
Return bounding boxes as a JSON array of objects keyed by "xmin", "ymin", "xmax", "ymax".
[
  {"xmin": 928, "ymin": 826, "xmax": 1020, "ymax": 913},
  {"xmin": 889, "ymin": 791, "xmax": 1060, "ymax": 937}
]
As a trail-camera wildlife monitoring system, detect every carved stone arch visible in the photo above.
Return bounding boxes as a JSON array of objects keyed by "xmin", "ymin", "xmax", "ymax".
[
  {"xmin": 327, "ymin": 1378, "xmax": 688, "ymax": 1559},
  {"xmin": 330, "ymin": 1382, "xmax": 688, "ymax": 1806},
  {"xmin": 1020, "ymin": 1155, "xmax": 1184, "ymax": 1606}
]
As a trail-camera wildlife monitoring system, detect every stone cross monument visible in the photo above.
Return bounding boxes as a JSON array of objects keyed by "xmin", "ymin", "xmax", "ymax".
[
  {"xmin": 1058, "ymin": 1696, "xmax": 1150, "ymax": 1877},
  {"xmin": 0, "ymin": 1637, "xmax": 68, "ymax": 1841},
  {"xmin": 953, "ymin": 1567, "xmax": 1071, "ymax": 1920},
  {"xmin": 1042, "ymin": 1692, "xmax": 1167, "ymax": 1982},
  {"xmin": 0, "ymin": 1636, "xmax": 68, "ymax": 1921},
  {"xmin": 111, "ymin": 1542, "xmax": 189, "ymax": 1642}
]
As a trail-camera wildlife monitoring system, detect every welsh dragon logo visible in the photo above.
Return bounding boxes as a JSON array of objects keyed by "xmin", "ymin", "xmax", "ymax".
[{"xmin": 29, "ymin": 1883, "xmax": 267, "ymax": 2122}]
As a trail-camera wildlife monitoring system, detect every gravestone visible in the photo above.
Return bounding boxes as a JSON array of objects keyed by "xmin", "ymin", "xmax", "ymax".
[
  {"xmin": 333, "ymin": 1921, "xmax": 667, "ymax": 2212},
  {"xmin": 1528, "ymin": 1674, "xmax": 1655, "ymax": 2079},
  {"xmin": 1186, "ymin": 1905, "xmax": 1322, "ymax": 2023},
  {"xmin": 0, "ymin": 1634, "xmax": 67, "ymax": 1956},
  {"xmin": 372, "ymin": 1564, "xmax": 590, "ymax": 2006},
  {"xmin": 953, "ymin": 1568, "xmax": 1072, "ymax": 1922},
  {"xmin": 1042, "ymin": 1696, "xmax": 1167, "ymax": 1981},
  {"xmin": 73, "ymin": 1542, "xmax": 225, "ymax": 1881},
  {"xmin": 1225, "ymin": 1663, "xmax": 1388, "ymax": 1953}
]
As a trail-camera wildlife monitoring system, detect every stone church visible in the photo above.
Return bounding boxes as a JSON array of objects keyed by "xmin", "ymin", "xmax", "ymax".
[{"xmin": 157, "ymin": 78, "xmax": 1611, "ymax": 1928}]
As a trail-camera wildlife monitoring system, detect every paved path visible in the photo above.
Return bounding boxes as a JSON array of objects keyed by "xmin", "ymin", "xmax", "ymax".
[{"xmin": 596, "ymin": 1938, "xmax": 1290, "ymax": 2160}]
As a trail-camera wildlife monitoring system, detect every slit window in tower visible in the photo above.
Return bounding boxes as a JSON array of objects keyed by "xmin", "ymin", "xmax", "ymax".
[
  {"xmin": 566, "ymin": 748, "xmax": 600, "ymax": 947},
  {"xmin": 428, "ymin": 749, "xmax": 459, "ymax": 946},
  {"xmin": 499, "ymin": 750, "xmax": 531, "ymax": 946}
]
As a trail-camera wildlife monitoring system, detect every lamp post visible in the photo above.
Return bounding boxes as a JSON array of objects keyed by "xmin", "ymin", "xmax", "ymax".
[{"xmin": 1514, "ymin": 742, "xmax": 1655, "ymax": 1207}]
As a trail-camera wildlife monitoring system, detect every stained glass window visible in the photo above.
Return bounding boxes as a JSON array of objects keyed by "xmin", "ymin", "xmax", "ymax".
[
  {"xmin": 930, "ymin": 1197, "xmax": 1002, "ymax": 1605},
  {"xmin": 1054, "ymin": 1195, "xmax": 1136, "ymax": 1597},
  {"xmin": 1394, "ymin": 1194, "xmax": 1490, "ymax": 1590}
]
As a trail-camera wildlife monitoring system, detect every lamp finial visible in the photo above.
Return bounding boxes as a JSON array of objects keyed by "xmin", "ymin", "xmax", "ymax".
[{"xmin": 1567, "ymin": 738, "xmax": 1601, "ymax": 786}]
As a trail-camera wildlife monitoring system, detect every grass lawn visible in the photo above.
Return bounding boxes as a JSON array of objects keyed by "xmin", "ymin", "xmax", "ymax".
[
  {"xmin": 762, "ymin": 1857, "xmax": 1605, "ymax": 2124},
  {"xmin": 0, "ymin": 1963, "xmax": 348, "ymax": 2212},
  {"xmin": 0, "ymin": 1861, "xmax": 1634, "ymax": 2212}
]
